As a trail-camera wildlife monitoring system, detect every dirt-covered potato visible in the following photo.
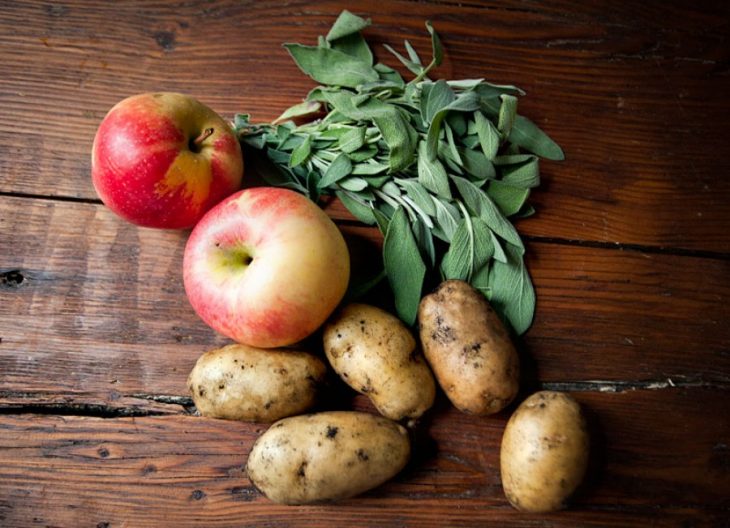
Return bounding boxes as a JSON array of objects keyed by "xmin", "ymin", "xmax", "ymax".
[
  {"xmin": 246, "ymin": 411, "xmax": 410, "ymax": 504},
  {"xmin": 500, "ymin": 391, "xmax": 590, "ymax": 512},
  {"xmin": 323, "ymin": 303, "xmax": 435, "ymax": 422},
  {"xmin": 187, "ymin": 343, "xmax": 326, "ymax": 422},
  {"xmin": 418, "ymin": 279, "xmax": 519, "ymax": 415}
]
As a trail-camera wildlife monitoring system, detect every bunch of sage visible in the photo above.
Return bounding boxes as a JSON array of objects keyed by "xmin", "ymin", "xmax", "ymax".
[{"xmin": 235, "ymin": 10, "xmax": 563, "ymax": 334}]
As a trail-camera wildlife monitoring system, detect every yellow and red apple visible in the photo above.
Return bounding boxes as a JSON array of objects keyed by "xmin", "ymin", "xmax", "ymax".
[
  {"xmin": 183, "ymin": 187, "xmax": 351, "ymax": 348},
  {"xmin": 91, "ymin": 92, "xmax": 243, "ymax": 229}
]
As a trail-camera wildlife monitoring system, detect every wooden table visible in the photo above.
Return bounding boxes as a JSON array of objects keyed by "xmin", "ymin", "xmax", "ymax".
[{"xmin": 1, "ymin": 1, "xmax": 728, "ymax": 526}]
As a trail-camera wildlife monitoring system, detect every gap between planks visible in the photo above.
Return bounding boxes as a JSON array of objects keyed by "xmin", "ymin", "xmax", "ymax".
[{"xmin": 0, "ymin": 378, "xmax": 726, "ymax": 419}]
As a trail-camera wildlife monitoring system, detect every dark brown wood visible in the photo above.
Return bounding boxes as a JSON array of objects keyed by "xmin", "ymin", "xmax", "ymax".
[
  {"xmin": 1, "ymin": 1, "xmax": 729, "ymax": 251},
  {"xmin": 1, "ymin": 197, "xmax": 727, "ymax": 411},
  {"xmin": 0, "ymin": 1, "xmax": 728, "ymax": 526},
  {"xmin": 0, "ymin": 388, "xmax": 727, "ymax": 527}
]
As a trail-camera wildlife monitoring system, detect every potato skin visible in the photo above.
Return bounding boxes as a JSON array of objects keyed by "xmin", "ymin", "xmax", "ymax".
[
  {"xmin": 418, "ymin": 280, "xmax": 519, "ymax": 415},
  {"xmin": 323, "ymin": 303, "xmax": 435, "ymax": 422},
  {"xmin": 187, "ymin": 344, "xmax": 326, "ymax": 423},
  {"xmin": 500, "ymin": 391, "xmax": 590, "ymax": 512},
  {"xmin": 246, "ymin": 411, "xmax": 410, "ymax": 504}
]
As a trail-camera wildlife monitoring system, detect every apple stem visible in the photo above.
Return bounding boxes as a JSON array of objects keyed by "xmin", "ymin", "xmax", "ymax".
[{"xmin": 192, "ymin": 128, "xmax": 215, "ymax": 148}]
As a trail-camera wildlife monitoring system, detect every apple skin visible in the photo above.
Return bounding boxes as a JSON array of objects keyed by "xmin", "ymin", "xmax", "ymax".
[
  {"xmin": 91, "ymin": 92, "xmax": 243, "ymax": 229},
  {"xmin": 183, "ymin": 187, "xmax": 351, "ymax": 348}
]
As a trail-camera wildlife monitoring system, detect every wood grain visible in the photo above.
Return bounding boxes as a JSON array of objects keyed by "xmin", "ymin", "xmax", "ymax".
[
  {"xmin": 1, "ymin": 197, "xmax": 727, "ymax": 412},
  {"xmin": 0, "ymin": 0, "xmax": 729, "ymax": 251},
  {"xmin": 0, "ymin": 388, "xmax": 727, "ymax": 527}
]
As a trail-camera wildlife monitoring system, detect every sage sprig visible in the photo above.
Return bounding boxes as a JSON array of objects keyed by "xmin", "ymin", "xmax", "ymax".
[{"xmin": 234, "ymin": 10, "xmax": 564, "ymax": 334}]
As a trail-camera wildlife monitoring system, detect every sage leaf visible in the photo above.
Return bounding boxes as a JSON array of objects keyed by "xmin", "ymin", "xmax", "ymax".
[
  {"xmin": 452, "ymin": 176, "xmax": 524, "ymax": 251},
  {"xmin": 319, "ymin": 153, "xmax": 352, "ymax": 188},
  {"xmin": 441, "ymin": 216, "xmax": 494, "ymax": 281},
  {"xmin": 459, "ymin": 147, "xmax": 495, "ymax": 182},
  {"xmin": 474, "ymin": 80, "xmax": 526, "ymax": 99},
  {"xmin": 374, "ymin": 62, "xmax": 405, "ymax": 86},
  {"xmin": 413, "ymin": 217, "xmax": 436, "ymax": 267},
  {"xmin": 418, "ymin": 141, "xmax": 451, "ymax": 199},
  {"xmin": 421, "ymin": 80, "xmax": 455, "ymax": 124},
  {"xmin": 499, "ymin": 155, "xmax": 540, "ymax": 188},
  {"xmin": 336, "ymin": 190, "xmax": 376, "ymax": 225},
  {"xmin": 383, "ymin": 43, "xmax": 422, "ymax": 76},
  {"xmin": 508, "ymin": 115, "xmax": 565, "ymax": 161},
  {"xmin": 352, "ymin": 161, "xmax": 389, "ymax": 175},
  {"xmin": 497, "ymin": 94, "xmax": 518, "ymax": 138},
  {"xmin": 431, "ymin": 196, "xmax": 460, "ymax": 241},
  {"xmin": 273, "ymin": 101, "xmax": 322, "ymax": 124},
  {"xmin": 339, "ymin": 176, "xmax": 369, "ymax": 192},
  {"xmin": 426, "ymin": 21, "xmax": 443, "ymax": 67},
  {"xmin": 488, "ymin": 243, "xmax": 535, "ymax": 335},
  {"xmin": 486, "ymin": 180, "xmax": 530, "ymax": 216},
  {"xmin": 284, "ymin": 44, "xmax": 378, "ymax": 88},
  {"xmin": 326, "ymin": 10, "xmax": 370, "ymax": 41},
  {"xmin": 383, "ymin": 207, "xmax": 426, "ymax": 325},
  {"xmin": 372, "ymin": 206, "xmax": 391, "ymax": 234},
  {"xmin": 395, "ymin": 178, "xmax": 436, "ymax": 216},
  {"xmin": 331, "ymin": 32, "xmax": 374, "ymax": 65},
  {"xmin": 426, "ymin": 91, "xmax": 481, "ymax": 160},
  {"xmin": 289, "ymin": 135, "xmax": 312, "ymax": 167},
  {"xmin": 365, "ymin": 174, "xmax": 391, "ymax": 188},
  {"xmin": 404, "ymin": 40, "xmax": 422, "ymax": 65},
  {"xmin": 347, "ymin": 144, "xmax": 378, "ymax": 162},
  {"xmin": 444, "ymin": 122, "xmax": 463, "ymax": 166},
  {"xmin": 338, "ymin": 127, "xmax": 366, "ymax": 153},
  {"xmin": 474, "ymin": 111, "xmax": 500, "ymax": 160}
]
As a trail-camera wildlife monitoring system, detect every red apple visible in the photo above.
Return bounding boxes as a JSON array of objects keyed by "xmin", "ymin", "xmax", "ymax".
[
  {"xmin": 91, "ymin": 92, "xmax": 243, "ymax": 229},
  {"xmin": 183, "ymin": 187, "xmax": 351, "ymax": 348}
]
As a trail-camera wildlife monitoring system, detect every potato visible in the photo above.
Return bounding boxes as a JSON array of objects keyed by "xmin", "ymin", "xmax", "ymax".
[
  {"xmin": 323, "ymin": 303, "xmax": 436, "ymax": 422},
  {"xmin": 418, "ymin": 279, "xmax": 519, "ymax": 415},
  {"xmin": 187, "ymin": 343, "xmax": 326, "ymax": 422},
  {"xmin": 500, "ymin": 391, "xmax": 590, "ymax": 512},
  {"xmin": 246, "ymin": 411, "xmax": 410, "ymax": 504}
]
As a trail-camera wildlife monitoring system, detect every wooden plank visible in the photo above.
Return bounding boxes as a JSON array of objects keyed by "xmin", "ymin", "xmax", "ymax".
[
  {"xmin": 1, "ymin": 1, "xmax": 729, "ymax": 251},
  {"xmin": 1, "ymin": 197, "xmax": 727, "ymax": 411},
  {"xmin": 0, "ymin": 388, "xmax": 726, "ymax": 527}
]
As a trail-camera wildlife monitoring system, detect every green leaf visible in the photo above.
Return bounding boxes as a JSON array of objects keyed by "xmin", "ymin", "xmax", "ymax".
[
  {"xmin": 486, "ymin": 180, "xmax": 530, "ymax": 216},
  {"xmin": 395, "ymin": 178, "xmax": 436, "ymax": 217},
  {"xmin": 508, "ymin": 115, "xmax": 564, "ymax": 161},
  {"xmin": 383, "ymin": 43, "xmax": 422, "ymax": 76},
  {"xmin": 431, "ymin": 197, "xmax": 460, "ymax": 241},
  {"xmin": 374, "ymin": 63, "xmax": 405, "ymax": 86},
  {"xmin": 404, "ymin": 40, "xmax": 422, "ymax": 65},
  {"xmin": 497, "ymin": 94, "xmax": 518, "ymax": 138},
  {"xmin": 413, "ymin": 217, "xmax": 436, "ymax": 267},
  {"xmin": 474, "ymin": 80, "xmax": 526, "ymax": 99},
  {"xmin": 318, "ymin": 153, "xmax": 352, "ymax": 188},
  {"xmin": 441, "ymin": 216, "xmax": 494, "ymax": 281},
  {"xmin": 284, "ymin": 44, "xmax": 378, "ymax": 88},
  {"xmin": 446, "ymin": 112, "xmax": 468, "ymax": 137},
  {"xmin": 339, "ymin": 176, "xmax": 369, "ymax": 192},
  {"xmin": 499, "ymin": 155, "xmax": 540, "ymax": 188},
  {"xmin": 452, "ymin": 176, "xmax": 524, "ymax": 251},
  {"xmin": 347, "ymin": 144, "xmax": 378, "ymax": 162},
  {"xmin": 273, "ymin": 101, "xmax": 322, "ymax": 124},
  {"xmin": 417, "ymin": 141, "xmax": 451, "ymax": 199},
  {"xmin": 289, "ymin": 135, "xmax": 312, "ymax": 167},
  {"xmin": 335, "ymin": 190, "xmax": 376, "ymax": 225},
  {"xmin": 326, "ymin": 10, "xmax": 371, "ymax": 41},
  {"xmin": 474, "ymin": 111, "xmax": 500, "ymax": 160},
  {"xmin": 331, "ymin": 32, "xmax": 374, "ymax": 65},
  {"xmin": 338, "ymin": 127, "xmax": 366, "ymax": 153},
  {"xmin": 426, "ymin": 91, "xmax": 481, "ymax": 160},
  {"xmin": 459, "ymin": 147, "xmax": 496, "ymax": 182},
  {"xmin": 372, "ymin": 206, "xmax": 391, "ymax": 234},
  {"xmin": 352, "ymin": 161, "xmax": 389, "ymax": 175},
  {"xmin": 421, "ymin": 80, "xmax": 455, "ymax": 124},
  {"xmin": 383, "ymin": 207, "xmax": 426, "ymax": 325},
  {"xmin": 425, "ymin": 21, "xmax": 443, "ymax": 67},
  {"xmin": 488, "ymin": 243, "xmax": 535, "ymax": 335},
  {"xmin": 364, "ymin": 174, "xmax": 391, "ymax": 188},
  {"xmin": 444, "ymin": 122, "xmax": 463, "ymax": 166}
]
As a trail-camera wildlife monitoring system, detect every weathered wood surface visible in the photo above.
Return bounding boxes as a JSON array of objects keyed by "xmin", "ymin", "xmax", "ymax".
[
  {"xmin": 0, "ymin": 389, "xmax": 727, "ymax": 527},
  {"xmin": 0, "ymin": 0, "xmax": 729, "ymax": 526},
  {"xmin": 1, "ymin": 0, "xmax": 729, "ymax": 251}
]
